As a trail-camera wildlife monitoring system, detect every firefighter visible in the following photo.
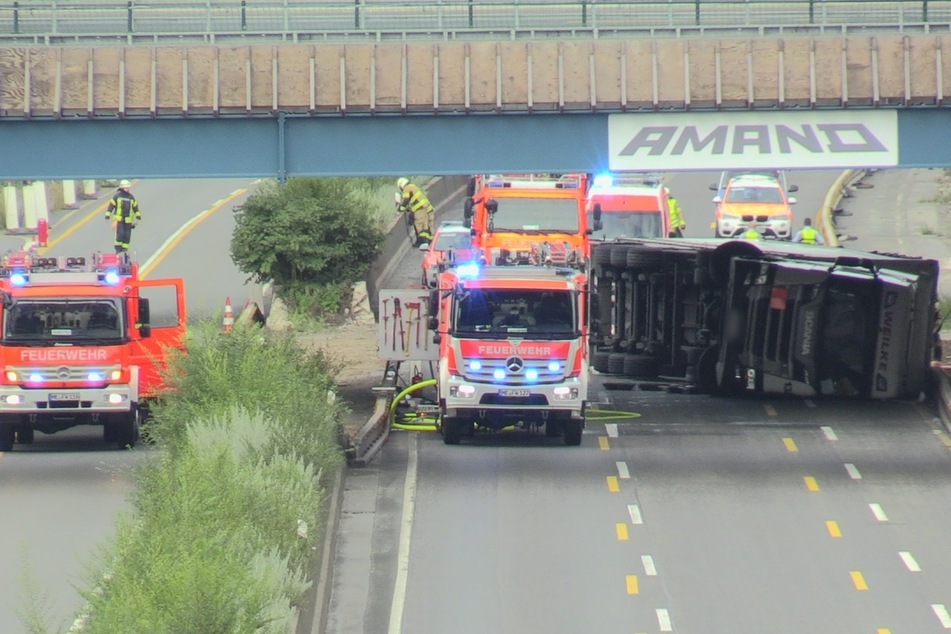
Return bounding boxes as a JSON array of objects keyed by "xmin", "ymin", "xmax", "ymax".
[
  {"xmin": 105, "ymin": 180, "xmax": 141, "ymax": 254},
  {"xmin": 396, "ymin": 177, "xmax": 435, "ymax": 247},
  {"xmin": 792, "ymin": 217, "xmax": 825, "ymax": 244},
  {"xmin": 665, "ymin": 187, "xmax": 686, "ymax": 237},
  {"xmin": 742, "ymin": 221, "xmax": 761, "ymax": 240}
]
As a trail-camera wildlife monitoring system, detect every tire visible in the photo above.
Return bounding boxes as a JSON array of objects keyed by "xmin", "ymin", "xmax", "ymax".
[
  {"xmin": 441, "ymin": 417, "xmax": 462, "ymax": 445},
  {"xmin": 607, "ymin": 352, "xmax": 626, "ymax": 375},
  {"xmin": 116, "ymin": 408, "xmax": 141, "ymax": 449},
  {"xmin": 623, "ymin": 354, "xmax": 660, "ymax": 378},
  {"xmin": 625, "ymin": 251, "xmax": 663, "ymax": 269},
  {"xmin": 545, "ymin": 419, "xmax": 561, "ymax": 437},
  {"xmin": 609, "ymin": 245, "xmax": 629, "ymax": 268},
  {"xmin": 593, "ymin": 245, "xmax": 613, "ymax": 267},
  {"xmin": 592, "ymin": 350, "xmax": 611, "ymax": 373},
  {"xmin": 16, "ymin": 425, "xmax": 34, "ymax": 444},
  {"xmin": 0, "ymin": 424, "xmax": 14, "ymax": 452},
  {"xmin": 563, "ymin": 418, "xmax": 583, "ymax": 446}
]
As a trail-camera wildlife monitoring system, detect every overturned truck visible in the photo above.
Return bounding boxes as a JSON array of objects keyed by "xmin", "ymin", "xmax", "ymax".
[{"xmin": 589, "ymin": 238, "xmax": 941, "ymax": 399}]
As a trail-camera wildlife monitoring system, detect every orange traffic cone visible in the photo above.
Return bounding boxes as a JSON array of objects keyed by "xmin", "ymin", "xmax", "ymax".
[{"xmin": 223, "ymin": 296, "xmax": 234, "ymax": 332}]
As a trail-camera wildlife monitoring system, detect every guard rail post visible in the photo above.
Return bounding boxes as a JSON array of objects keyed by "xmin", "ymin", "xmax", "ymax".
[
  {"xmin": 12, "ymin": 1, "xmax": 19, "ymax": 34},
  {"xmin": 127, "ymin": 1, "xmax": 133, "ymax": 33},
  {"xmin": 241, "ymin": 0, "xmax": 247, "ymax": 31}
]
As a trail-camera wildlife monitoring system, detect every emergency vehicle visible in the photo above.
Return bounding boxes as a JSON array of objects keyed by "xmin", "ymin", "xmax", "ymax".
[
  {"xmin": 429, "ymin": 245, "xmax": 589, "ymax": 445},
  {"xmin": 0, "ymin": 251, "xmax": 186, "ymax": 451},
  {"xmin": 587, "ymin": 173, "xmax": 672, "ymax": 241},
  {"xmin": 711, "ymin": 171, "xmax": 799, "ymax": 240},
  {"xmin": 463, "ymin": 174, "xmax": 594, "ymax": 264}
]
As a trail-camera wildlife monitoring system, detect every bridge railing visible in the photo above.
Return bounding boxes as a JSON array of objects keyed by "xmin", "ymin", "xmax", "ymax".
[{"xmin": 1, "ymin": 0, "xmax": 950, "ymax": 44}]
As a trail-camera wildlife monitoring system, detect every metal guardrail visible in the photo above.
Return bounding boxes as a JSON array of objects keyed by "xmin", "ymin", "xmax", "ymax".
[{"xmin": 0, "ymin": 1, "xmax": 949, "ymax": 44}]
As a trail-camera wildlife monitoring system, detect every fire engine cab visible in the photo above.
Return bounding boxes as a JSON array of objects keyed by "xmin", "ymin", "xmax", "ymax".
[{"xmin": 0, "ymin": 251, "xmax": 186, "ymax": 451}]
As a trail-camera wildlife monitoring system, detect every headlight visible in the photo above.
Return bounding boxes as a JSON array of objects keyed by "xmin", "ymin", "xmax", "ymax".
[
  {"xmin": 107, "ymin": 393, "xmax": 128, "ymax": 404},
  {"xmin": 450, "ymin": 385, "xmax": 476, "ymax": 398},
  {"xmin": 5, "ymin": 370, "xmax": 18, "ymax": 381},
  {"xmin": 552, "ymin": 387, "xmax": 579, "ymax": 400},
  {"xmin": 109, "ymin": 370, "xmax": 122, "ymax": 380}
]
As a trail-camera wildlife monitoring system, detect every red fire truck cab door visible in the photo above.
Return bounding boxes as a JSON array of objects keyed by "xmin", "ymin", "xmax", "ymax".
[{"xmin": 129, "ymin": 278, "xmax": 187, "ymax": 399}]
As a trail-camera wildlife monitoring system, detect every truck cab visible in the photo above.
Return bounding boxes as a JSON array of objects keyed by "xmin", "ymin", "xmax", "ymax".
[{"xmin": 587, "ymin": 173, "xmax": 672, "ymax": 241}]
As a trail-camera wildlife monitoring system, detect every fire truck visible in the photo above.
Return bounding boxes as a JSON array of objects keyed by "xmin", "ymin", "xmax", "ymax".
[
  {"xmin": 463, "ymin": 174, "xmax": 597, "ymax": 265},
  {"xmin": 0, "ymin": 251, "xmax": 186, "ymax": 451},
  {"xmin": 429, "ymin": 247, "xmax": 589, "ymax": 445}
]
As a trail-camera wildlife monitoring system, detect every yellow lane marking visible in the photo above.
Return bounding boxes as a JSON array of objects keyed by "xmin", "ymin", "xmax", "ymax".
[
  {"xmin": 783, "ymin": 437, "xmax": 798, "ymax": 452},
  {"xmin": 587, "ymin": 409, "xmax": 642, "ymax": 421},
  {"xmin": 626, "ymin": 575, "xmax": 639, "ymax": 595},
  {"xmin": 826, "ymin": 520, "xmax": 842, "ymax": 538},
  {"xmin": 850, "ymin": 570, "xmax": 868, "ymax": 591},
  {"xmin": 877, "ymin": 629, "xmax": 891, "ymax": 634},
  {"xmin": 607, "ymin": 476, "xmax": 619, "ymax": 493},
  {"xmin": 804, "ymin": 476, "xmax": 820, "ymax": 492},
  {"xmin": 764, "ymin": 404, "xmax": 778, "ymax": 416},
  {"xmin": 616, "ymin": 523, "xmax": 629, "ymax": 541},
  {"xmin": 139, "ymin": 189, "xmax": 247, "ymax": 279},
  {"xmin": 598, "ymin": 436, "xmax": 610, "ymax": 451}
]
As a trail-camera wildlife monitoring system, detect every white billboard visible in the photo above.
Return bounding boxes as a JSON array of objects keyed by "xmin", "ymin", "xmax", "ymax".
[{"xmin": 608, "ymin": 110, "xmax": 899, "ymax": 171}]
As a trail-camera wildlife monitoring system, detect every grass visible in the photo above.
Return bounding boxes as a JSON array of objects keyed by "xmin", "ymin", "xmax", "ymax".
[{"xmin": 919, "ymin": 224, "xmax": 943, "ymax": 236}]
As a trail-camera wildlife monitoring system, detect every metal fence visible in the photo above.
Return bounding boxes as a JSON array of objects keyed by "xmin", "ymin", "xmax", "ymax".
[{"xmin": 1, "ymin": 0, "xmax": 949, "ymax": 44}]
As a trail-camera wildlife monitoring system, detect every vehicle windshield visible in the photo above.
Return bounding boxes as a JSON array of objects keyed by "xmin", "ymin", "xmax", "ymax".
[
  {"xmin": 2, "ymin": 298, "xmax": 124, "ymax": 344},
  {"xmin": 589, "ymin": 210, "xmax": 664, "ymax": 239},
  {"xmin": 816, "ymin": 282, "xmax": 876, "ymax": 396},
  {"xmin": 454, "ymin": 289, "xmax": 576, "ymax": 337},
  {"xmin": 487, "ymin": 198, "xmax": 580, "ymax": 233},
  {"xmin": 726, "ymin": 186, "xmax": 784, "ymax": 204},
  {"xmin": 433, "ymin": 231, "xmax": 473, "ymax": 251}
]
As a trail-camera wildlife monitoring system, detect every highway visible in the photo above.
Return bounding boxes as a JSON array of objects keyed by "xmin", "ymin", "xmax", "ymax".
[
  {"xmin": 327, "ymin": 170, "xmax": 951, "ymax": 633},
  {"xmin": 0, "ymin": 178, "xmax": 258, "ymax": 632}
]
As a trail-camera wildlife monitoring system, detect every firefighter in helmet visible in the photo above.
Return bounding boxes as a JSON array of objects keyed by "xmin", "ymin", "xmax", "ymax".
[
  {"xmin": 105, "ymin": 180, "xmax": 141, "ymax": 254},
  {"xmin": 396, "ymin": 177, "xmax": 435, "ymax": 247}
]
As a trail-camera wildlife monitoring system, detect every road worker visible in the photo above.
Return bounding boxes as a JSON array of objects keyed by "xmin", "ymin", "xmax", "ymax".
[
  {"xmin": 105, "ymin": 179, "xmax": 141, "ymax": 254},
  {"xmin": 396, "ymin": 177, "xmax": 435, "ymax": 247},
  {"xmin": 665, "ymin": 187, "xmax": 686, "ymax": 237},
  {"xmin": 792, "ymin": 217, "xmax": 825, "ymax": 244},
  {"xmin": 742, "ymin": 221, "xmax": 761, "ymax": 240}
]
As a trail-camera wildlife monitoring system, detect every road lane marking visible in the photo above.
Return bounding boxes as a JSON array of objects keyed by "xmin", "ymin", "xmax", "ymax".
[
  {"xmin": 850, "ymin": 570, "xmax": 868, "ymax": 590},
  {"xmin": 598, "ymin": 436, "xmax": 610, "ymax": 451},
  {"xmin": 805, "ymin": 398, "xmax": 817, "ymax": 408},
  {"xmin": 628, "ymin": 504, "xmax": 643, "ymax": 525},
  {"xmin": 804, "ymin": 476, "xmax": 820, "ymax": 492},
  {"xmin": 607, "ymin": 476, "xmax": 619, "ymax": 493},
  {"xmin": 626, "ymin": 575, "xmax": 639, "ymax": 595},
  {"xmin": 821, "ymin": 426, "xmax": 838, "ymax": 441},
  {"xmin": 877, "ymin": 629, "xmax": 892, "ymax": 634},
  {"xmin": 844, "ymin": 463, "xmax": 862, "ymax": 480},
  {"xmin": 642, "ymin": 555, "xmax": 657, "ymax": 576},
  {"xmin": 657, "ymin": 608, "xmax": 673, "ymax": 632},
  {"xmin": 616, "ymin": 523, "xmax": 629, "ymax": 541},
  {"xmin": 139, "ymin": 188, "xmax": 247, "ymax": 279},
  {"xmin": 899, "ymin": 551, "xmax": 921, "ymax": 572},
  {"xmin": 388, "ymin": 434, "xmax": 419, "ymax": 634},
  {"xmin": 764, "ymin": 404, "xmax": 778, "ymax": 416},
  {"xmin": 826, "ymin": 520, "xmax": 842, "ymax": 538},
  {"xmin": 932, "ymin": 604, "xmax": 951, "ymax": 628},
  {"xmin": 605, "ymin": 423, "xmax": 619, "ymax": 438},
  {"xmin": 783, "ymin": 437, "xmax": 798, "ymax": 452},
  {"xmin": 616, "ymin": 461, "xmax": 630, "ymax": 479},
  {"xmin": 869, "ymin": 503, "xmax": 889, "ymax": 522}
]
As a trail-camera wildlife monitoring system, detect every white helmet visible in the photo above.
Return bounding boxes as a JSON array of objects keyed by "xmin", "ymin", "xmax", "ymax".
[
  {"xmin": 119, "ymin": 179, "xmax": 132, "ymax": 189},
  {"xmin": 396, "ymin": 177, "xmax": 409, "ymax": 190}
]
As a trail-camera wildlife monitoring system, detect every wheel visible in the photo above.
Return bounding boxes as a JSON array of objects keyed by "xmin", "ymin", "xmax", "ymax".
[
  {"xmin": 116, "ymin": 408, "xmax": 141, "ymax": 449},
  {"xmin": 623, "ymin": 354, "xmax": 660, "ymax": 378},
  {"xmin": 441, "ymin": 416, "xmax": 462, "ymax": 445},
  {"xmin": 16, "ymin": 425, "xmax": 34, "ymax": 444},
  {"xmin": 563, "ymin": 418, "xmax": 583, "ymax": 446},
  {"xmin": 609, "ymin": 245, "xmax": 629, "ymax": 268},
  {"xmin": 593, "ymin": 245, "xmax": 613, "ymax": 267},
  {"xmin": 625, "ymin": 250, "xmax": 663, "ymax": 269},
  {"xmin": 545, "ymin": 419, "xmax": 561, "ymax": 437},
  {"xmin": 103, "ymin": 422, "xmax": 118, "ymax": 443},
  {"xmin": 592, "ymin": 350, "xmax": 611, "ymax": 373},
  {"xmin": 0, "ymin": 424, "xmax": 15, "ymax": 452},
  {"xmin": 607, "ymin": 352, "xmax": 626, "ymax": 375}
]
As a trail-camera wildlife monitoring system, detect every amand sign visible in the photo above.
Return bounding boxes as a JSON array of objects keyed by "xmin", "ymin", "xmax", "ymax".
[{"xmin": 608, "ymin": 111, "xmax": 898, "ymax": 171}]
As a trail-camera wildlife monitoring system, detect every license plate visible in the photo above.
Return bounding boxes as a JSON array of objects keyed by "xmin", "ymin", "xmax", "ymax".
[
  {"xmin": 49, "ymin": 392, "xmax": 80, "ymax": 402},
  {"xmin": 499, "ymin": 389, "xmax": 530, "ymax": 398}
]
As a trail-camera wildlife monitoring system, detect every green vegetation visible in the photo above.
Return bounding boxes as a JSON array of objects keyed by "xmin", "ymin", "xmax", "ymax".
[{"xmin": 230, "ymin": 178, "xmax": 389, "ymax": 323}]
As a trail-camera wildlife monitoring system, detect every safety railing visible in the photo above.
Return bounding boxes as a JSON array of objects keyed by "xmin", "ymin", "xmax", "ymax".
[{"xmin": 0, "ymin": 0, "xmax": 949, "ymax": 44}]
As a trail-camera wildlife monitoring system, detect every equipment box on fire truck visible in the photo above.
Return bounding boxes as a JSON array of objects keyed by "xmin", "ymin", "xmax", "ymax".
[
  {"xmin": 589, "ymin": 238, "xmax": 940, "ymax": 400},
  {"xmin": 0, "ymin": 251, "xmax": 185, "ymax": 451},
  {"xmin": 429, "ymin": 253, "xmax": 589, "ymax": 445}
]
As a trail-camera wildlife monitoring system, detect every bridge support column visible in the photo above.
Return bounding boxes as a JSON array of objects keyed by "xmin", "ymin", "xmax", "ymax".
[
  {"xmin": 22, "ymin": 184, "xmax": 36, "ymax": 229},
  {"xmin": 62, "ymin": 179, "xmax": 79, "ymax": 208},
  {"xmin": 82, "ymin": 179, "xmax": 97, "ymax": 199},
  {"xmin": 29, "ymin": 181, "xmax": 49, "ymax": 229},
  {"xmin": 3, "ymin": 185, "xmax": 19, "ymax": 230}
]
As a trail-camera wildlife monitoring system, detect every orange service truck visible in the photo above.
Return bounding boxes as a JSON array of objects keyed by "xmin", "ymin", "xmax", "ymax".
[{"xmin": 0, "ymin": 251, "xmax": 185, "ymax": 451}]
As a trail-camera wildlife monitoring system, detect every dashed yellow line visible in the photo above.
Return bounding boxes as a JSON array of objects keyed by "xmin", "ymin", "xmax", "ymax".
[
  {"xmin": 850, "ymin": 570, "xmax": 868, "ymax": 591},
  {"xmin": 783, "ymin": 437, "xmax": 798, "ymax": 452},
  {"xmin": 616, "ymin": 523, "xmax": 629, "ymax": 541},
  {"xmin": 877, "ymin": 629, "xmax": 892, "ymax": 634},
  {"xmin": 626, "ymin": 575, "xmax": 639, "ymax": 595},
  {"xmin": 764, "ymin": 404, "xmax": 778, "ymax": 416},
  {"xmin": 826, "ymin": 520, "xmax": 842, "ymax": 538},
  {"xmin": 598, "ymin": 436, "xmax": 610, "ymax": 451},
  {"xmin": 606, "ymin": 476, "xmax": 619, "ymax": 493},
  {"xmin": 804, "ymin": 476, "xmax": 820, "ymax": 492}
]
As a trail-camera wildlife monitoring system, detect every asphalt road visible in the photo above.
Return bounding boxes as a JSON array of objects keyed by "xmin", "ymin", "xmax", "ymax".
[
  {"xmin": 0, "ymin": 178, "xmax": 259, "ymax": 633},
  {"xmin": 327, "ymin": 169, "xmax": 951, "ymax": 634}
]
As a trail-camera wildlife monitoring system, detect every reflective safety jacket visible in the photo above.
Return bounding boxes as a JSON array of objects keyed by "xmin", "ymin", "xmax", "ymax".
[
  {"xmin": 106, "ymin": 191, "xmax": 141, "ymax": 225},
  {"xmin": 399, "ymin": 183, "xmax": 434, "ymax": 215}
]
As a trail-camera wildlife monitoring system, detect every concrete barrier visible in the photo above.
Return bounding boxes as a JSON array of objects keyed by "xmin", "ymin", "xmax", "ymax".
[{"xmin": 817, "ymin": 169, "xmax": 863, "ymax": 248}]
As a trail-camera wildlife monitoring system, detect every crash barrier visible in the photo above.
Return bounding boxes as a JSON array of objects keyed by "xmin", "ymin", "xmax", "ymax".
[
  {"xmin": 817, "ymin": 169, "xmax": 864, "ymax": 248},
  {"xmin": 349, "ymin": 363, "xmax": 399, "ymax": 467}
]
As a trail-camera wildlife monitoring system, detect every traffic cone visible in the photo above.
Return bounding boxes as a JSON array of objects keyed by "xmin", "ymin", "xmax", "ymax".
[{"xmin": 223, "ymin": 296, "xmax": 234, "ymax": 332}]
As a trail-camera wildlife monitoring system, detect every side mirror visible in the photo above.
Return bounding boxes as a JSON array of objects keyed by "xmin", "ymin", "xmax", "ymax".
[
  {"xmin": 486, "ymin": 199, "xmax": 498, "ymax": 215},
  {"xmin": 428, "ymin": 316, "xmax": 439, "ymax": 330},
  {"xmin": 138, "ymin": 298, "xmax": 152, "ymax": 338},
  {"xmin": 1, "ymin": 290, "xmax": 13, "ymax": 310},
  {"xmin": 712, "ymin": 196, "xmax": 723, "ymax": 203},
  {"xmin": 592, "ymin": 203, "xmax": 603, "ymax": 231},
  {"xmin": 466, "ymin": 176, "xmax": 477, "ymax": 198},
  {"xmin": 428, "ymin": 290, "xmax": 439, "ymax": 318},
  {"xmin": 709, "ymin": 183, "xmax": 718, "ymax": 191},
  {"xmin": 788, "ymin": 184, "xmax": 799, "ymax": 193},
  {"xmin": 788, "ymin": 197, "xmax": 798, "ymax": 205},
  {"xmin": 463, "ymin": 198, "xmax": 474, "ymax": 220}
]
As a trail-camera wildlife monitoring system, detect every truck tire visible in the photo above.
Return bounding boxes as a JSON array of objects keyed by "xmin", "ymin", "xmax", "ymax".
[
  {"xmin": 0, "ymin": 424, "xmax": 14, "ymax": 452},
  {"xmin": 625, "ymin": 251, "xmax": 663, "ymax": 269},
  {"xmin": 441, "ymin": 417, "xmax": 462, "ymax": 445},
  {"xmin": 609, "ymin": 245, "xmax": 629, "ymax": 268},
  {"xmin": 623, "ymin": 354, "xmax": 660, "ymax": 378},
  {"xmin": 563, "ymin": 418, "xmax": 583, "ymax": 446},
  {"xmin": 16, "ymin": 425, "xmax": 34, "ymax": 444},
  {"xmin": 607, "ymin": 352, "xmax": 627, "ymax": 375},
  {"xmin": 592, "ymin": 350, "xmax": 611, "ymax": 373},
  {"xmin": 116, "ymin": 408, "xmax": 141, "ymax": 449},
  {"xmin": 545, "ymin": 419, "xmax": 561, "ymax": 437},
  {"xmin": 593, "ymin": 246, "xmax": 613, "ymax": 267}
]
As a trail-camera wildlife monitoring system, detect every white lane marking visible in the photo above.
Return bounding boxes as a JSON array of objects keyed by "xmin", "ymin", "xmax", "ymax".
[
  {"xmin": 628, "ymin": 504, "xmax": 643, "ymax": 525},
  {"xmin": 899, "ymin": 551, "xmax": 922, "ymax": 572},
  {"xmin": 844, "ymin": 463, "xmax": 862, "ymax": 480},
  {"xmin": 387, "ymin": 434, "xmax": 419, "ymax": 634},
  {"xmin": 605, "ymin": 423, "xmax": 619, "ymax": 438},
  {"xmin": 616, "ymin": 461, "xmax": 630, "ymax": 479},
  {"xmin": 642, "ymin": 555, "xmax": 657, "ymax": 576},
  {"xmin": 869, "ymin": 503, "xmax": 889, "ymax": 522},
  {"xmin": 932, "ymin": 604, "xmax": 951, "ymax": 628},
  {"xmin": 657, "ymin": 608, "xmax": 673, "ymax": 632},
  {"xmin": 805, "ymin": 398, "xmax": 817, "ymax": 408},
  {"xmin": 821, "ymin": 426, "xmax": 838, "ymax": 441}
]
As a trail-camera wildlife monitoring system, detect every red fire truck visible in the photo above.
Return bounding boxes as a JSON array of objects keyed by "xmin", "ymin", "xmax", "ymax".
[{"xmin": 0, "ymin": 251, "xmax": 185, "ymax": 451}]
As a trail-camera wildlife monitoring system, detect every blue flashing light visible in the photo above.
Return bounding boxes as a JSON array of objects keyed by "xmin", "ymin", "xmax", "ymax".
[
  {"xmin": 9, "ymin": 272, "xmax": 27, "ymax": 286},
  {"xmin": 28, "ymin": 373, "xmax": 43, "ymax": 383},
  {"xmin": 456, "ymin": 261, "xmax": 480, "ymax": 279},
  {"xmin": 103, "ymin": 270, "xmax": 121, "ymax": 285},
  {"xmin": 469, "ymin": 360, "xmax": 482, "ymax": 371},
  {"xmin": 593, "ymin": 173, "xmax": 613, "ymax": 188},
  {"xmin": 525, "ymin": 369, "xmax": 538, "ymax": 381},
  {"xmin": 88, "ymin": 372, "xmax": 103, "ymax": 382},
  {"xmin": 548, "ymin": 361, "xmax": 560, "ymax": 372},
  {"xmin": 493, "ymin": 369, "xmax": 506, "ymax": 381}
]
